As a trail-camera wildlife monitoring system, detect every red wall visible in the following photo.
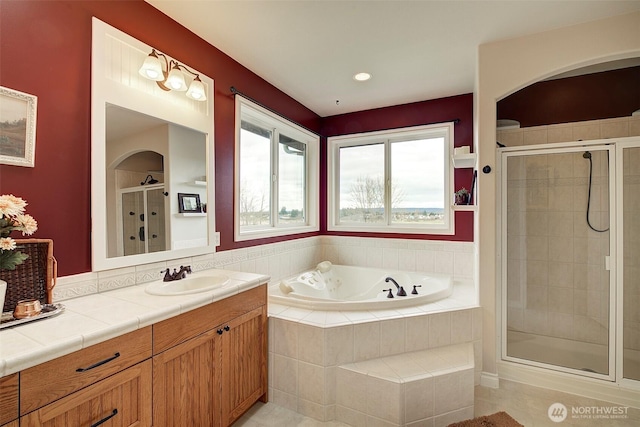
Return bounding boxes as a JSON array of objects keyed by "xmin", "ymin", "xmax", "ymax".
[
  {"xmin": 498, "ymin": 66, "xmax": 640, "ymax": 127},
  {"xmin": 0, "ymin": 1, "xmax": 473, "ymax": 276},
  {"xmin": 321, "ymin": 95, "xmax": 475, "ymax": 241}
]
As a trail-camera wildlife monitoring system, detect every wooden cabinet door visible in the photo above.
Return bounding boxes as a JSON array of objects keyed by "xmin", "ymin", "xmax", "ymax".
[
  {"xmin": 220, "ymin": 306, "xmax": 267, "ymax": 426},
  {"xmin": 21, "ymin": 360, "xmax": 151, "ymax": 427},
  {"xmin": 153, "ymin": 328, "xmax": 220, "ymax": 427},
  {"xmin": 0, "ymin": 373, "xmax": 18, "ymax": 426}
]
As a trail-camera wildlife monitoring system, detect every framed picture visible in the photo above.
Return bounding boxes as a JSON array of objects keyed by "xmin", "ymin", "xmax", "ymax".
[
  {"xmin": 0, "ymin": 86, "xmax": 37, "ymax": 167},
  {"xmin": 178, "ymin": 193, "xmax": 202, "ymax": 213}
]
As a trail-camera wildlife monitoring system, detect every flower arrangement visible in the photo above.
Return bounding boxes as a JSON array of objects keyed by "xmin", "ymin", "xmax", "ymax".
[
  {"xmin": 0, "ymin": 195, "xmax": 38, "ymax": 270},
  {"xmin": 454, "ymin": 187, "xmax": 469, "ymax": 205}
]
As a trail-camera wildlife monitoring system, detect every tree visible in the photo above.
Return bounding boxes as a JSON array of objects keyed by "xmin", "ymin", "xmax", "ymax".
[
  {"xmin": 348, "ymin": 175, "xmax": 404, "ymax": 222},
  {"xmin": 239, "ymin": 179, "xmax": 268, "ymax": 225}
]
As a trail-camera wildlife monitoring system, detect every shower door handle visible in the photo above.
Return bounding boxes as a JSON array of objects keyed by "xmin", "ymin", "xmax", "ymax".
[{"xmin": 605, "ymin": 256, "xmax": 611, "ymax": 271}]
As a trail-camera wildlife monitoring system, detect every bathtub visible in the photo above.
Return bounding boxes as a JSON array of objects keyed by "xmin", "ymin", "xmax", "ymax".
[{"xmin": 269, "ymin": 261, "xmax": 453, "ymax": 310}]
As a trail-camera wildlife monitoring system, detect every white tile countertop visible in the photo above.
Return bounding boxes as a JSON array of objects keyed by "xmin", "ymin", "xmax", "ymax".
[{"xmin": 0, "ymin": 269, "xmax": 269, "ymax": 377}]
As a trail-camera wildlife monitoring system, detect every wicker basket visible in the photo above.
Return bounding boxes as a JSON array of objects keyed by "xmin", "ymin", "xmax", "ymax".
[{"xmin": 0, "ymin": 239, "xmax": 57, "ymax": 313}]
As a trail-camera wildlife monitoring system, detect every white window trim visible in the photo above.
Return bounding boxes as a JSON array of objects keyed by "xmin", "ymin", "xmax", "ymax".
[
  {"xmin": 327, "ymin": 122, "xmax": 455, "ymax": 235},
  {"xmin": 234, "ymin": 96, "xmax": 319, "ymax": 241}
]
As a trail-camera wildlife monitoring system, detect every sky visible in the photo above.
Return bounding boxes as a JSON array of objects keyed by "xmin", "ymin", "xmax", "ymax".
[{"xmin": 339, "ymin": 137, "xmax": 445, "ymax": 209}]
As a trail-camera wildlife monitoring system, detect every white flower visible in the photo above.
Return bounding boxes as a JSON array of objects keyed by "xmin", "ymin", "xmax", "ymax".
[
  {"xmin": 0, "ymin": 194, "xmax": 27, "ymax": 217},
  {"xmin": 15, "ymin": 214, "xmax": 38, "ymax": 235},
  {"xmin": 0, "ymin": 237, "xmax": 16, "ymax": 251}
]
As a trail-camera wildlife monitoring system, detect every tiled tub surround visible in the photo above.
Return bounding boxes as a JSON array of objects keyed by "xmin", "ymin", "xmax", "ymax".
[
  {"xmin": 0, "ymin": 269, "xmax": 269, "ymax": 377},
  {"xmin": 267, "ymin": 278, "xmax": 481, "ymax": 425},
  {"xmin": 52, "ymin": 236, "xmax": 475, "ymax": 303}
]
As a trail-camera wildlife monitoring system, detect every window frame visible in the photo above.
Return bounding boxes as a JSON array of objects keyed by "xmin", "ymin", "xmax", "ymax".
[
  {"xmin": 234, "ymin": 96, "xmax": 319, "ymax": 241},
  {"xmin": 327, "ymin": 122, "xmax": 455, "ymax": 235}
]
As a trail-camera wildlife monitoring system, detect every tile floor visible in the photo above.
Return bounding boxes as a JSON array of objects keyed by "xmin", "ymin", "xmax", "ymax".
[{"xmin": 235, "ymin": 380, "xmax": 640, "ymax": 426}]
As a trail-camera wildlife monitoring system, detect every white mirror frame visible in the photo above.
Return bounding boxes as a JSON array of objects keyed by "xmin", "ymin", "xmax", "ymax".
[{"xmin": 91, "ymin": 18, "xmax": 215, "ymax": 271}]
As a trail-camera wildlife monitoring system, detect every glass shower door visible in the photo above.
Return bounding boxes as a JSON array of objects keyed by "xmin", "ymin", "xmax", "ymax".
[
  {"xmin": 503, "ymin": 146, "xmax": 614, "ymax": 378},
  {"xmin": 621, "ymin": 143, "xmax": 640, "ymax": 381}
]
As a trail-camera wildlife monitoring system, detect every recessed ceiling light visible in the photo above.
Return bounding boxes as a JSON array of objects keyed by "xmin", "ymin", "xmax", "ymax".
[{"xmin": 353, "ymin": 72, "xmax": 371, "ymax": 82}]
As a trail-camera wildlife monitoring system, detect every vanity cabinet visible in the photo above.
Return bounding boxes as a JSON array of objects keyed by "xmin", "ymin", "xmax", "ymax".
[
  {"xmin": 0, "ymin": 283, "xmax": 267, "ymax": 427},
  {"xmin": 152, "ymin": 285, "xmax": 267, "ymax": 427},
  {"xmin": 20, "ymin": 327, "xmax": 152, "ymax": 414},
  {"xmin": 21, "ymin": 360, "xmax": 152, "ymax": 427}
]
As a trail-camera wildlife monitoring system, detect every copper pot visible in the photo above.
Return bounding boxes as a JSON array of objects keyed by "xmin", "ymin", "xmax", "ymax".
[{"xmin": 13, "ymin": 299, "xmax": 42, "ymax": 319}]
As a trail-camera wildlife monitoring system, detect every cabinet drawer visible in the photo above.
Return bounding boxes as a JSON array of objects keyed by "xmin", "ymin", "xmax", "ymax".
[
  {"xmin": 20, "ymin": 326, "xmax": 152, "ymax": 414},
  {"xmin": 153, "ymin": 284, "xmax": 266, "ymax": 354},
  {"xmin": 21, "ymin": 359, "xmax": 152, "ymax": 427},
  {"xmin": 0, "ymin": 373, "xmax": 18, "ymax": 425}
]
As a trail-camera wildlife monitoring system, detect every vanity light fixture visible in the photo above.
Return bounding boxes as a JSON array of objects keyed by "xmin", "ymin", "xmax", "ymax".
[
  {"xmin": 139, "ymin": 49, "xmax": 207, "ymax": 101},
  {"xmin": 353, "ymin": 72, "xmax": 372, "ymax": 82}
]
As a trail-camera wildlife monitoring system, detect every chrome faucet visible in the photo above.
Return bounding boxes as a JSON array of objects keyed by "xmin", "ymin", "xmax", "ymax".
[
  {"xmin": 385, "ymin": 276, "xmax": 407, "ymax": 296},
  {"xmin": 161, "ymin": 265, "xmax": 192, "ymax": 282}
]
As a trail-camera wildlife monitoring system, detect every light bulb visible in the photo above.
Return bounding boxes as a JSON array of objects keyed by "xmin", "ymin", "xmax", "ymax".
[
  {"xmin": 186, "ymin": 76, "xmax": 207, "ymax": 101},
  {"xmin": 166, "ymin": 64, "xmax": 187, "ymax": 91},
  {"xmin": 139, "ymin": 51, "xmax": 164, "ymax": 81}
]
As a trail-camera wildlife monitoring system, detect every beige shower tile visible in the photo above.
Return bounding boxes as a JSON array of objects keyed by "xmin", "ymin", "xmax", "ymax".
[
  {"xmin": 548, "ymin": 211, "xmax": 574, "ymax": 237},
  {"xmin": 629, "ymin": 116, "xmax": 640, "ymax": 136},
  {"xmin": 548, "ymin": 261, "xmax": 574, "ymax": 288},
  {"xmin": 573, "ymin": 121, "xmax": 601, "ymax": 141},
  {"xmin": 497, "ymin": 129, "xmax": 524, "ymax": 147},
  {"xmin": 547, "ymin": 123, "xmax": 574, "ymax": 143},
  {"xmin": 549, "ymin": 236, "xmax": 574, "ymax": 263},
  {"xmin": 548, "ymin": 287, "xmax": 573, "ymax": 314},
  {"xmin": 522, "ymin": 126, "xmax": 548, "ymax": 145},
  {"xmin": 600, "ymin": 117, "xmax": 629, "ymax": 138},
  {"xmin": 526, "ymin": 260, "xmax": 549, "ymax": 287}
]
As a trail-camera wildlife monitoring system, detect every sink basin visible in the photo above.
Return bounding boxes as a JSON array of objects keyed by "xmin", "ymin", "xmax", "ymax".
[{"xmin": 145, "ymin": 274, "xmax": 230, "ymax": 296}]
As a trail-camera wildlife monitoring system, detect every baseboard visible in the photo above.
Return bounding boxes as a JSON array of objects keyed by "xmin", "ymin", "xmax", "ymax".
[{"xmin": 480, "ymin": 371, "xmax": 499, "ymax": 388}]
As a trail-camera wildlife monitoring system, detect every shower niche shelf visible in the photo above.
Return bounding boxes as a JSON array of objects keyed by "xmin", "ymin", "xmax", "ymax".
[
  {"xmin": 452, "ymin": 205, "xmax": 476, "ymax": 211},
  {"xmin": 452, "ymin": 153, "xmax": 476, "ymax": 168}
]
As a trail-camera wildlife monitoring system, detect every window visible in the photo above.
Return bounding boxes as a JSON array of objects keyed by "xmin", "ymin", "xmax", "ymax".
[
  {"xmin": 235, "ymin": 97, "xmax": 319, "ymax": 241},
  {"xmin": 328, "ymin": 123, "xmax": 454, "ymax": 234}
]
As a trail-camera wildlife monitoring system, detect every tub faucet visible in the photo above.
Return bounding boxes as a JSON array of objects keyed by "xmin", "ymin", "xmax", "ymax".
[{"xmin": 385, "ymin": 277, "xmax": 407, "ymax": 296}]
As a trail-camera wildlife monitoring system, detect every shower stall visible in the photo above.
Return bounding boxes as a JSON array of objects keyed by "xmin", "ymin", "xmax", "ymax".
[{"xmin": 501, "ymin": 138, "xmax": 640, "ymax": 386}]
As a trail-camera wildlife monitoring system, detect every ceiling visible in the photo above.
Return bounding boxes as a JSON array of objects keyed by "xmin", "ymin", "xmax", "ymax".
[{"xmin": 146, "ymin": 1, "xmax": 640, "ymax": 117}]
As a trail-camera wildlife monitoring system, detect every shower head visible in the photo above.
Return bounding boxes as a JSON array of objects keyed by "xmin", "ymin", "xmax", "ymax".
[{"xmin": 583, "ymin": 151, "xmax": 592, "ymax": 159}]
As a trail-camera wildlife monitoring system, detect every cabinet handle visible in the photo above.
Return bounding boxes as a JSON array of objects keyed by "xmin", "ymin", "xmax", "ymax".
[
  {"xmin": 217, "ymin": 329, "xmax": 223, "ymax": 335},
  {"xmin": 224, "ymin": 325, "xmax": 230, "ymax": 331},
  {"xmin": 76, "ymin": 352, "xmax": 120, "ymax": 372},
  {"xmin": 91, "ymin": 409, "xmax": 118, "ymax": 427}
]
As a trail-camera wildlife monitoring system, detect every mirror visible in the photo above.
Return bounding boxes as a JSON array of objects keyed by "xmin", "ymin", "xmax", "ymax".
[
  {"xmin": 106, "ymin": 104, "xmax": 208, "ymax": 259},
  {"xmin": 92, "ymin": 18, "xmax": 215, "ymax": 271}
]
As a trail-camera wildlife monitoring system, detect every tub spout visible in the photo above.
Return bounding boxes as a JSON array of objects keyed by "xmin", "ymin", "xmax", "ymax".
[{"xmin": 385, "ymin": 277, "xmax": 407, "ymax": 296}]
